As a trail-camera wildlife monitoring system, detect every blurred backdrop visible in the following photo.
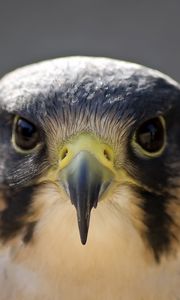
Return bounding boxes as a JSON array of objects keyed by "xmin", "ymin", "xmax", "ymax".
[{"xmin": 0, "ymin": 0, "xmax": 179, "ymax": 81}]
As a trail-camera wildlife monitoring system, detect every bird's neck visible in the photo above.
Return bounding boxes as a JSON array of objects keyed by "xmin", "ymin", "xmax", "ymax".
[{"xmin": 2, "ymin": 200, "xmax": 180, "ymax": 300}]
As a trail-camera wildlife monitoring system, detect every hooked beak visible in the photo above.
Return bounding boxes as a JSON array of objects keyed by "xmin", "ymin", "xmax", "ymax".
[{"xmin": 60, "ymin": 151, "xmax": 114, "ymax": 244}]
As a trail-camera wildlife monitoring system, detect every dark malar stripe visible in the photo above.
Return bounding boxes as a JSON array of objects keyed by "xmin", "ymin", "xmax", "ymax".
[
  {"xmin": 23, "ymin": 221, "xmax": 37, "ymax": 243},
  {"xmin": 0, "ymin": 186, "xmax": 35, "ymax": 242},
  {"xmin": 137, "ymin": 188, "xmax": 173, "ymax": 262}
]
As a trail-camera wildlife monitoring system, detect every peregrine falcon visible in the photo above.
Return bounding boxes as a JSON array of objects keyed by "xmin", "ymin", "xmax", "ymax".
[{"xmin": 0, "ymin": 57, "xmax": 180, "ymax": 300}]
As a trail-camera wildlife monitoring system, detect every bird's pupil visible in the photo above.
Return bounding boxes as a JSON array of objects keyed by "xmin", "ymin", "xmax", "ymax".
[
  {"xmin": 17, "ymin": 119, "xmax": 35, "ymax": 138},
  {"xmin": 136, "ymin": 118, "xmax": 164, "ymax": 153},
  {"xmin": 15, "ymin": 117, "xmax": 39, "ymax": 150}
]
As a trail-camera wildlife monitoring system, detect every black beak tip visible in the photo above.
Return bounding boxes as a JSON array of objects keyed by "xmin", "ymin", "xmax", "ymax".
[
  {"xmin": 78, "ymin": 223, "xmax": 89, "ymax": 245},
  {"xmin": 80, "ymin": 236, "xmax": 88, "ymax": 245},
  {"xmin": 77, "ymin": 217, "xmax": 90, "ymax": 245}
]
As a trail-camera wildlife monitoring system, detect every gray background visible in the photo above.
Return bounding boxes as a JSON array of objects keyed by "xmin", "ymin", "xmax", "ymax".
[{"xmin": 0, "ymin": 0, "xmax": 179, "ymax": 81}]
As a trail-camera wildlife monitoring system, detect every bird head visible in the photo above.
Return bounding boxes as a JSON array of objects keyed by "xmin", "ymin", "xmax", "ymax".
[{"xmin": 0, "ymin": 57, "xmax": 180, "ymax": 262}]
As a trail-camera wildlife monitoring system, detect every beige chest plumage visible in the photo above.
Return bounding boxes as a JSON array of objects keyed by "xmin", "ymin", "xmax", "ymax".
[{"xmin": 0, "ymin": 190, "xmax": 180, "ymax": 300}]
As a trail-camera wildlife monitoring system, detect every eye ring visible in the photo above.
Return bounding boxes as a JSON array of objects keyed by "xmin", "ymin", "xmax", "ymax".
[
  {"xmin": 132, "ymin": 116, "xmax": 166, "ymax": 158},
  {"xmin": 12, "ymin": 116, "xmax": 40, "ymax": 153}
]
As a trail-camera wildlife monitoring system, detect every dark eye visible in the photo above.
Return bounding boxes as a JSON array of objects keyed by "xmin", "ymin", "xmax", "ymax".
[
  {"xmin": 134, "ymin": 117, "xmax": 165, "ymax": 154},
  {"xmin": 13, "ymin": 117, "xmax": 40, "ymax": 151}
]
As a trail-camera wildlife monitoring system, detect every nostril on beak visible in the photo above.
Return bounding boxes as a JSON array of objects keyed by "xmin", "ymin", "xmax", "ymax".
[
  {"xmin": 61, "ymin": 147, "xmax": 69, "ymax": 160},
  {"xmin": 103, "ymin": 149, "xmax": 111, "ymax": 162}
]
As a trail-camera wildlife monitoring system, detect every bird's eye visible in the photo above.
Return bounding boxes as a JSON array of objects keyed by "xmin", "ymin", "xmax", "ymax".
[
  {"xmin": 133, "ymin": 117, "xmax": 166, "ymax": 156},
  {"xmin": 13, "ymin": 117, "xmax": 40, "ymax": 151}
]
